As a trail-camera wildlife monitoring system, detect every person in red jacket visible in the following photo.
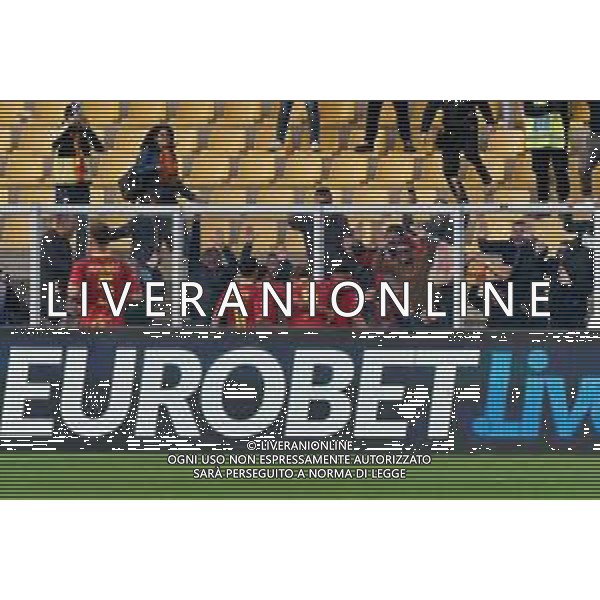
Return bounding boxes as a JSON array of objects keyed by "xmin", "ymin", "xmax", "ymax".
[{"xmin": 67, "ymin": 223, "xmax": 142, "ymax": 328}]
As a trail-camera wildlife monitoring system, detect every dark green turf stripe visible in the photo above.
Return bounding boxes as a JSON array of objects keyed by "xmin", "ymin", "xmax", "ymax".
[{"xmin": 0, "ymin": 454, "xmax": 598, "ymax": 498}]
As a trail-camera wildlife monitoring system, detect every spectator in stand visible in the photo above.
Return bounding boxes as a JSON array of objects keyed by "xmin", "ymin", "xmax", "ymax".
[
  {"xmin": 259, "ymin": 251, "xmax": 289, "ymax": 281},
  {"xmin": 548, "ymin": 217, "xmax": 593, "ymax": 328},
  {"xmin": 261, "ymin": 270, "xmax": 288, "ymax": 327},
  {"xmin": 212, "ymin": 257, "xmax": 262, "ymax": 328},
  {"xmin": 371, "ymin": 229, "xmax": 429, "ymax": 326},
  {"xmin": 421, "ymin": 101, "xmax": 495, "ymax": 204},
  {"xmin": 399, "ymin": 215, "xmax": 432, "ymax": 262},
  {"xmin": 523, "ymin": 101, "xmax": 570, "ymax": 204},
  {"xmin": 52, "ymin": 102, "xmax": 105, "ymax": 258},
  {"xmin": 270, "ymin": 101, "xmax": 320, "ymax": 152},
  {"xmin": 67, "ymin": 223, "xmax": 142, "ymax": 328},
  {"xmin": 286, "ymin": 269, "xmax": 329, "ymax": 328},
  {"xmin": 425, "ymin": 216, "xmax": 456, "ymax": 325},
  {"xmin": 325, "ymin": 264, "xmax": 366, "ymax": 327},
  {"xmin": 41, "ymin": 216, "xmax": 77, "ymax": 321},
  {"xmin": 466, "ymin": 253, "xmax": 526, "ymax": 327},
  {"xmin": 187, "ymin": 245, "xmax": 241, "ymax": 325},
  {"xmin": 0, "ymin": 271, "xmax": 29, "ymax": 326},
  {"xmin": 273, "ymin": 257, "xmax": 294, "ymax": 282},
  {"xmin": 580, "ymin": 101, "xmax": 600, "ymax": 198},
  {"xmin": 338, "ymin": 230, "xmax": 375, "ymax": 288},
  {"xmin": 120, "ymin": 124, "xmax": 195, "ymax": 205},
  {"xmin": 355, "ymin": 101, "xmax": 415, "ymax": 153},
  {"xmin": 115, "ymin": 124, "xmax": 196, "ymax": 264},
  {"xmin": 288, "ymin": 187, "xmax": 349, "ymax": 276},
  {"xmin": 478, "ymin": 220, "xmax": 551, "ymax": 327}
]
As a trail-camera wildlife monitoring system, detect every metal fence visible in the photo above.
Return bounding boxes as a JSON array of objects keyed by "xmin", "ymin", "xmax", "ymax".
[{"xmin": 5, "ymin": 203, "xmax": 598, "ymax": 329}]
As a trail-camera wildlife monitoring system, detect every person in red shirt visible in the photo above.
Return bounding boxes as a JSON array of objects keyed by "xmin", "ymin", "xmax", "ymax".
[
  {"xmin": 261, "ymin": 278, "xmax": 290, "ymax": 327},
  {"xmin": 286, "ymin": 269, "xmax": 333, "ymax": 329},
  {"xmin": 68, "ymin": 223, "xmax": 142, "ymax": 328},
  {"xmin": 286, "ymin": 283, "xmax": 324, "ymax": 328},
  {"xmin": 213, "ymin": 259, "xmax": 264, "ymax": 328}
]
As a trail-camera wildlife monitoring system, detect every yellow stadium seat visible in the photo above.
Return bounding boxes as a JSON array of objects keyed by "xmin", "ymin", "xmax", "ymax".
[
  {"xmin": 233, "ymin": 187, "xmax": 302, "ymax": 253},
  {"xmin": 486, "ymin": 128, "xmax": 526, "ymax": 156},
  {"xmin": 4, "ymin": 152, "xmax": 49, "ymax": 184},
  {"xmin": 493, "ymin": 185, "xmax": 531, "ymax": 207},
  {"xmin": 505, "ymin": 156, "xmax": 536, "ymax": 194},
  {"xmin": 125, "ymin": 101, "xmax": 167, "ymax": 123},
  {"xmin": 319, "ymin": 102, "xmax": 358, "ymax": 128},
  {"xmin": 252, "ymin": 186, "xmax": 297, "ymax": 205},
  {"xmin": 413, "ymin": 155, "xmax": 447, "ymax": 202},
  {"xmin": 371, "ymin": 154, "xmax": 416, "ymax": 186},
  {"xmin": 250, "ymin": 123, "xmax": 278, "ymax": 151},
  {"xmin": 260, "ymin": 101, "xmax": 279, "ymax": 121},
  {"xmin": 351, "ymin": 184, "xmax": 395, "ymax": 205},
  {"xmin": 171, "ymin": 128, "xmax": 201, "ymax": 157},
  {"xmin": 30, "ymin": 101, "xmax": 65, "ymax": 123},
  {"xmin": 14, "ymin": 127, "xmax": 53, "ymax": 152},
  {"xmin": 572, "ymin": 101, "xmax": 589, "ymax": 123},
  {"xmin": 318, "ymin": 128, "xmax": 344, "ymax": 154},
  {"xmin": 221, "ymin": 102, "xmax": 264, "ymax": 124},
  {"xmin": 0, "ymin": 216, "xmax": 32, "ymax": 248},
  {"xmin": 0, "ymin": 102, "xmax": 27, "ymax": 125},
  {"xmin": 0, "ymin": 129, "xmax": 17, "ymax": 154},
  {"xmin": 477, "ymin": 152, "xmax": 505, "ymax": 186},
  {"xmin": 0, "ymin": 187, "xmax": 10, "ymax": 206},
  {"xmin": 234, "ymin": 154, "xmax": 276, "ymax": 186},
  {"xmin": 193, "ymin": 188, "xmax": 247, "ymax": 205},
  {"xmin": 410, "ymin": 101, "xmax": 427, "ymax": 129},
  {"xmin": 205, "ymin": 127, "xmax": 249, "ymax": 154},
  {"xmin": 323, "ymin": 155, "xmax": 371, "ymax": 188},
  {"xmin": 170, "ymin": 101, "xmax": 215, "ymax": 125},
  {"xmin": 83, "ymin": 101, "xmax": 123, "ymax": 126},
  {"xmin": 277, "ymin": 154, "xmax": 324, "ymax": 187},
  {"xmin": 344, "ymin": 127, "xmax": 369, "ymax": 151},
  {"xmin": 93, "ymin": 126, "xmax": 144, "ymax": 186},
  {"xmin": 187, "ymin": 155, "xmax": 232, "ymax": 188},
  {"xmin": 235, "ymin": 215, "xmax": 285, "ymax": 253}
]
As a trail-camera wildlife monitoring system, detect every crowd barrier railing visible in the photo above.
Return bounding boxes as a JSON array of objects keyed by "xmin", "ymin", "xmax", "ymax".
[{"xmin": 2, "ymin": 203, "xmax": 595, "ymax": 329}]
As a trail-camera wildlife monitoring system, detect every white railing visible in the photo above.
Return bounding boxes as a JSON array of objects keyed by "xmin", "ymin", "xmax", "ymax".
[{"xmin": 8, "ymin": 203, "xmax": 598, "ymax": 329}]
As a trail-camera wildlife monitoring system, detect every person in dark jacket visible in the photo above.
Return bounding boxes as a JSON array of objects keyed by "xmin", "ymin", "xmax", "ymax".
[
  {"xmin": 187, "ymin": 236, "xmax": 247, "ymax": 324},
  {"xmin": 468, "ymin": 281, "xmax": 530, "ymax": 328},
  {"xmin": 288, "ymin": 187, "xmax": 349, "ymax": 276},
  {"xmin": 0, "ymin": 272, "xmax": 29, "ymax": 326},
  {"xmin": 580, "ymin": 101, "xmax": 600, "ymax": 197},
  {"xmin": 120, "ymin": 124, "xmax": 195, "ymax": 204},
  {"xmin": 478, "ymin": 220, "xmax": 551, "ymax": 327},
  {"xmin": 421, "ymin": 101, "xmax": 495, "ymax": 204},
  {"xmin": 354, "ymin": 101, "xmax": 415, "ymax": 153},
  {"xmin": 523, "ymin": 101, "xmax": 570, "ymax": 203},
  {"xmin": 52, "ymin": 102, "xmax": 104, "ymax": 257},
  {"xmin": 115, "ymin": 124, "xmax": 195, "ymax": 265},
  {"xmin": 41, "ymin": 216, "xmax": 77, "ymax": 321},
  {"xmin": 548, "ymin": 219, "xmax": 593, "ymax": 328}
]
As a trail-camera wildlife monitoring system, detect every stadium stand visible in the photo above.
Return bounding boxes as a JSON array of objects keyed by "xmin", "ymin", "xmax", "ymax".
[{"xmin": 0, "ymin": 100, "xmax": 596, "ymax": 329}]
